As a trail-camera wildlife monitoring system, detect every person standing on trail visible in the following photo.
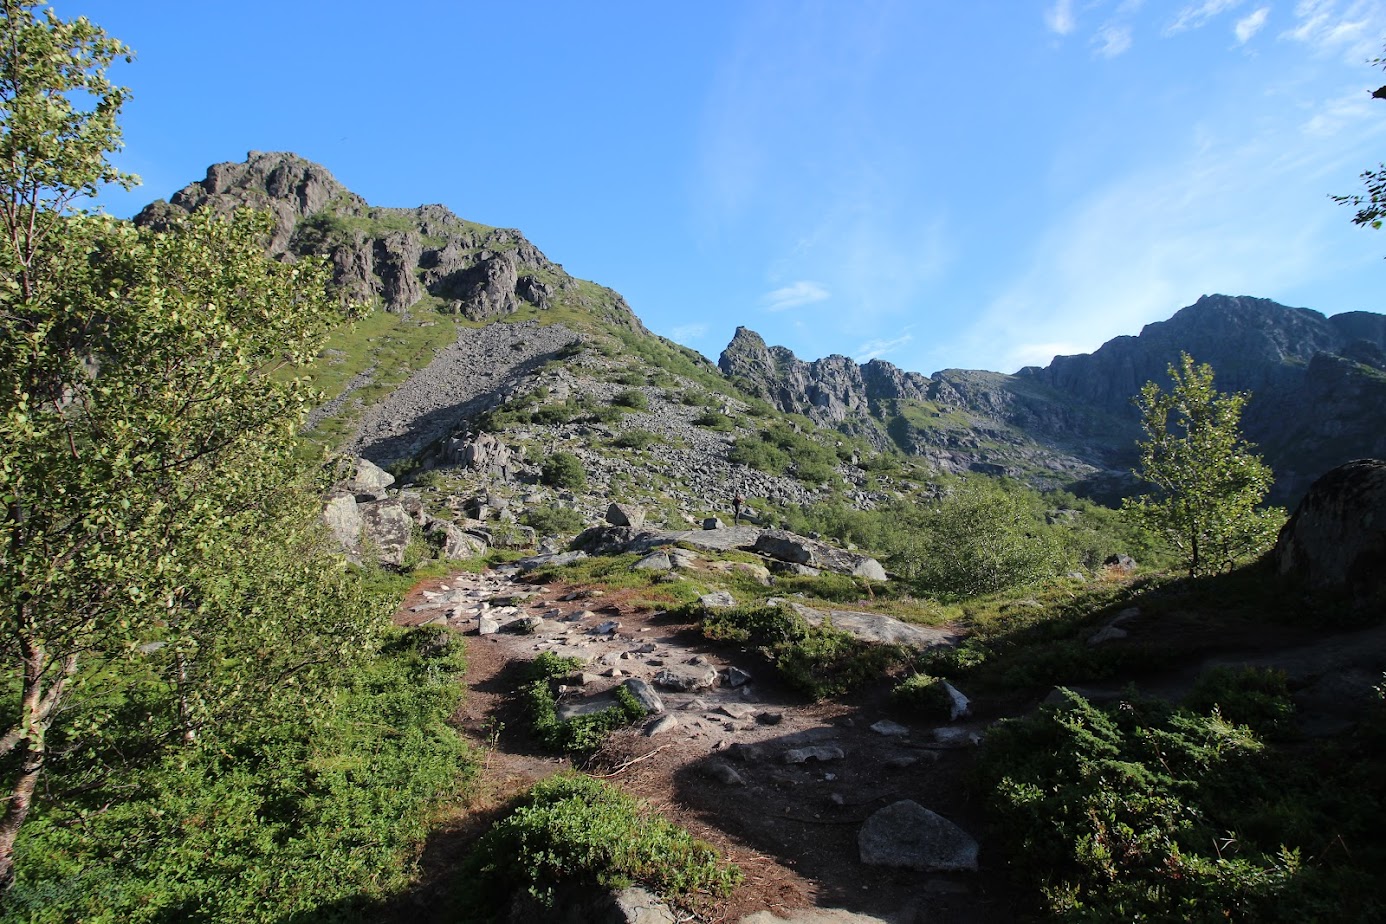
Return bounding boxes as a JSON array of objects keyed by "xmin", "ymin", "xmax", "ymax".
[{"xmin": 733, "ymin": 492, "xmax": 746, "ymax": 525}]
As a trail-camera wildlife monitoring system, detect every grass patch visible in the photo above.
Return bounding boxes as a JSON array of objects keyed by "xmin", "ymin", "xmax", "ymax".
[
  {"xmin": 457, "ymin": 774, "xmax": 742, "ymax": 917},
  {"xmin": 519, "ymin": 652, "xmax": 646, "ymax": 755}
]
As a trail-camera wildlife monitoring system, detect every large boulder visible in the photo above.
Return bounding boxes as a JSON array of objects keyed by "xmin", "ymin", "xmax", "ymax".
[
  {"xmin": 858, "ymin": 800, "xmax": 979, "ymax": 872},
  {"xmin": 1274, "ymin": 459, "xmax": 1386, "ymax": 597},
  {"xmin": 322, "ymin": 490, "xmax": 363, "ymax": 552},
  {"xmin": 606, "ymin": 502, "xmax": 646, "ymax": 528},
  {"xmin": 345, "ymin": 457, "xmax": 395, "ymax": 501},
  {"xmin": 426, "ymin": 520, "xmax": 487, "ymax": 560},
  {"xmin": 359, "ymin": 499, "xmax": 415, "ymax": 567},
  {"xmin": 753, "ymin": 530, "xmax": 887, "ymax": 581}
]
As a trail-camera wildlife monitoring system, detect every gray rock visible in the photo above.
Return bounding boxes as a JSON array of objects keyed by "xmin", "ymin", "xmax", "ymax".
[
  {"xmin": 1274, "ymin": 459, "xmax": 1386, "ymax": 597},
  {"xmin": 699, "ymin": 590, "xmax": 737, "ymax": 609},
  {"xmin": 781, "ymin": 602, "xmax": 957, "ymax": 650},
  {"xmin": 700, "ymin": 760, "xmax": 746, "ymax": 786},
  {"xmin": 478, "ymin": 615, "xmax": 500, "ymax": 635},
  {"xmin": 322, "ymin": 490, "xmax": 363, "ymax": 551},
  {"xmin": 717, "ymin": 703, "xmax": 755, "ymax": 720},
  {"xmin": 609, "ymin": 886, "xmax": 675, "ymax": 924},
  {"xmin": 753, "ymin": 529, "xmax": 887, "ymax": 580},
  {"xmin": 702, "ymin": 517, "xmax": 725, "ymax": 530},
  {"xmin": 505, "ymin": 615, "xmax": 543, "ymax": 634},
  {"xmin": 622, "ymin": 678, "xmax": 666, "ymax": 715},
  {"xmin": 1104, "ymin": 553, "xmax": 1137, "ymax": 573},
  {"xmin": 783, "ymin": 746, "xmax": 845, "ymax": 764},
  {"xmin": 1087, "ymin": 625, "xmax": 1128, "ymax": 645},
  {"xmin": 770, "ymin": 561, "xmax": 822, "ymax": 577},
  {"xmin": 358, "ymin": 499, "xmax": 414, "ymax": 567},
  {"xmin": 858, "ymin": 800, "xmax": 979, "ymax": 871},
  {"xmin": 942, "ymin": 680, "xmax": 971, "ymax": 720},
  {"xmin": 345, "ymin": 457, "xmax": 395, "ymax": 501},
  {"xmin": 726, "ymin": 666, "xmax": 753, "ymax": 687},
  {"xmin": 644, "ymin": 714, "xmax": 679, "ymax": 736},
  {"xmin": 515, "ymin": 550, "xmax": 588, "ymax": 572},
  {"xmin": 870, "ymin": 720, "xmax": 910, "ymax": 736},
  {"xmin": 426, "ymin": 520, "xmax": 488, "ymax": 560},
  {"xmin": 654, "ymin": 666, "xmax": 718, "ymax": 692},
  {"xmin": 606, "ymin": 502, "xmax": 646, "ymax": 528},
  {"xmin": 668, "ymin": 549, "xmax": 699, "ymax": 570},
  {"xmin": 633, "ymin": 550, "xmax": 672, "ymax": 571}
]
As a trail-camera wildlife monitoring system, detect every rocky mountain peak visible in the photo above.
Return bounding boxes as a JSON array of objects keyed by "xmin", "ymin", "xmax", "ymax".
[{"xmin": 133, "ymin": 151, "xmax": 644, "ymax": 331}]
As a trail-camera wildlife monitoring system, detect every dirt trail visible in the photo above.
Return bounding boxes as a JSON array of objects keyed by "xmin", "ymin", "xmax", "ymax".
[{"xmin": 391, "ymin": 567, "xmax": 1015, "ymax": 924}]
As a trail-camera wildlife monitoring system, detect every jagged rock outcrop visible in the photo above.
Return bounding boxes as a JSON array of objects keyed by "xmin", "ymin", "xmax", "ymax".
[
  {"xmin": 1274, "ymin": 459, "xmax": 1386, "ymax": 597},
  {"xmin": 720, "ymin": 295, "xmax": 1386, "ymax": 502},
  {"xmin": 135, "ymin": 151, "xmax": 647, "ymax": 327}
]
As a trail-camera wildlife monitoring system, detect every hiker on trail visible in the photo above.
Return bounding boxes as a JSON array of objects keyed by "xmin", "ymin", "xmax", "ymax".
[{"xmin": 733, "ymin": 492, "xmax": 746, "ymax": 525}]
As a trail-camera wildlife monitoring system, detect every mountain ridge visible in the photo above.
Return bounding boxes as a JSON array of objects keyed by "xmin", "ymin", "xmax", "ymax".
[{"xmin": 138, "ymin": 151, "xmax": 1386, "ymax": 503}]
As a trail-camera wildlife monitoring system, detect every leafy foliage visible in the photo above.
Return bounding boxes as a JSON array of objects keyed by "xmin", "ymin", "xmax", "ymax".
[
  {"xmin": 458, "ymin": 774, "xmax": 741, "ymax": 916},
  {"xmin": 520, "ymin": 652, "xmax": 645, "ymax": 754},
  {"xmin": 1122, "ymin": 354, "xmax": 1283, "ymax": 577},
  {"xmin": 519, "ymin": 503, "xmax": 584, "ymax": 536},
  {"xmin": 540, "ymin": 451, "xmax": 587, "ymax": 489},
  {"xmin": 978, "ymin": 685, "xmax": 1386, "ymax": 921}
]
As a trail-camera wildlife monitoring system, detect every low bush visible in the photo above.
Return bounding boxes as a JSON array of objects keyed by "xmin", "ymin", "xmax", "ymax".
[
  {"xmin": 520, "ymin": 652, "xmax": 645, "ymax": 754},
  {"xmin": 519, "ymin": 503, "xmax": 584, "ymax": 537},
  {"xmin": 977, "ymin": 686, "xmax": 1386, "ymax": 921},
  {"xmin": 457, "ymin": 774, "xmax": 742, "ymax": 915},
  {"xmin": 612, "ymin": 387, "xmax": 648, "ymax": 410},
  {"xmin": 701, "ymin": 604, "xmax": 904, "ymax": 698},
  {"xmin": 613, "ymin": 428, "xmax": 660, "ymax": 450},
  {"xmin": 892, "ymin": 673, "xmax": 954, "ymax": 720},
  {"xmin": 693, "ymin": 410, "xmax": 734, "ymax": 431},
  {"xmin": 541, "ymin": 452, "xmax": 586, "ymax": 489}
]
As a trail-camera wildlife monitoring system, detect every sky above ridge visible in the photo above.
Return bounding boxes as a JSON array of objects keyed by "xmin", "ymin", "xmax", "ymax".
[{"xmin": 74, "ymin": 0, "xmax": 1386, "ymax": 376}]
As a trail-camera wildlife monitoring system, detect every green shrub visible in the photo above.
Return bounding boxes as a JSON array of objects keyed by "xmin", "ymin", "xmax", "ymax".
[
  {"xmin": 520, "ymin": 504, "xmax": 584, "ymax": 537},
  {"xmin": 541, "ymin": 452, "xmax": 586, "ymax": 489},
  {"xmin": 793, "ymin": 458, "xmax": 837, "ymax": 485},
  {"xmin": 1185, "ymin": 667, "xmax": 1295, "ymax": 737},
  {"xmin": 728, "ymin": 437, "xmax": 790, "ymax": 474},
  {"xmin": 693, "ymin": 410, "xmax": 734, "ymax": 431},
  {"xmin": 520, "ymin": 655, "xmax": 646, "ymax": 754},
  {"xmin": 977, "ymin": 686, "xmax": 1386, "ymax": 921},
  {"xmin": 892, "ymin": 673, "xmax": 954, "ymax": 720},
  {"xmin": 458, "ymin": 774, "xmax": 741, "ymax": 915},
  {"xmin": 700, "ymin": 604, "xmax": 903, "ymax": 698},
  {"xmin": 611, "ymin": 389, "xmax": 649, "ymax": 410},
  {"xmin": 613, "ymin": 428, "xmax": 660, "ymax": 450}
]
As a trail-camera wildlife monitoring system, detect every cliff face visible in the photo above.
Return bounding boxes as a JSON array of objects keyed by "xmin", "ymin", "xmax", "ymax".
[
  {"xmin": 134, "ymin": 151, "xmax": 644, "ymax": 331},
  {"xmin": 719, "ymin": 295, "xmax": 1386, "ymax": 501}
]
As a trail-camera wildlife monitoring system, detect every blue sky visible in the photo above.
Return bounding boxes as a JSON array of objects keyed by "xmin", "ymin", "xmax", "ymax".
[{"xmin": 74, "ymin": 0, "xmax": 1386, "ymax": 375}]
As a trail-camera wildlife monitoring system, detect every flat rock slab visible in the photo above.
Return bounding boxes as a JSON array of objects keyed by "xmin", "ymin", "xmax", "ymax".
[
  {"xmin": 783, "ymin": 602, "xmax": 959, "ymax": 650},
  {"xmin": 859, "ymin": 799, "xmax": 979, "ymax": 872},
  {"xmin": 739, "ymin": 912, "xmax": 895, "ymax": 924},
  {"xmin": 627, "ymin": 526, "xmax": 764, "ymax": 553},
  {"xmin": 654, "ymin": 666, "xmax": 718, "ymax": 692},
  {"xmin": 557, "ymin": 691, "xmax": 622, "ymax": 722}
]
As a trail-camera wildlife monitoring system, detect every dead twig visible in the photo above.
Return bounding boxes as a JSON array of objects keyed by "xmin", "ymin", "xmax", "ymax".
[{"xmin": 597, "ymin": 743, "xmax": 673, "ymax": 778}]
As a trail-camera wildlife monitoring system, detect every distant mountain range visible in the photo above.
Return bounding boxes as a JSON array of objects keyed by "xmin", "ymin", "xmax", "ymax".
[{"xmin": 139, "ymin": 152, "xmax": 1386, "ymax": 504}]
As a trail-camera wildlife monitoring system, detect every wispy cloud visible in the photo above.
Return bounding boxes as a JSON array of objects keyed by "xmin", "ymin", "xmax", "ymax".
[
  {"xmin": 1046, "ymin": 0, "xmax": 1077, "ymax": 35},
  {"xmin": 762, "ymin": 281, "xmax": 830, "ymax": 311},
  {"xmin": 1284, "ymin": 0, "xmax": 1386, "ymax": 61},
  {"xmin": 1165, "ymin": 0, "xmax": 1246, "ymax": 36},
  {"xmin": 1093, "ymin": 24, "xmax": 1134, "ymax": 57},
  {"xmin": 1234, "ymin": 6, "xmax": 1272, "ymax": 42},
  {"xmin": 668, "ymin": 322, "xmax": 708, "ymax": 341},
  {"xmin": 945, "ymin": 98, "xmax": 1386, "ymax": 373},
  {"xmin": 855, "ymin": 333, "xmax": 913, "ymax": 362}
]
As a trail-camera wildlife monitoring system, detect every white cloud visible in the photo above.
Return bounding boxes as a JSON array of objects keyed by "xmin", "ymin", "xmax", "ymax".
[
  {"xmin": 762, "ymin": 281, "xmax": 830, "ymax": 311},
  {"xmin": 1301, "ymin": 88, "xmax": 1377, "ymax": 135},
  {"xmin": 1165, "ymin": 0, "xmax": 1246, "ymax": 36},
  {"xmin": 668, "ymin": 322, "xmax": 708, "ymax": 341},
  {"xmin": 1046, "ymin": 0, "xmax": 1077, "ymax": 35},
  {"xmin": 947, "ymin": 100, "xmax": 1386, "ymax": 374},
  {"xmin": 1093, "ymin": 25, "xmax": 1134, "ymax": 57},
  {"xmin": 1284, "ymin": 0, "xmax": 1386, "ymax": 61},
  {"xmin": 854, "ymin": 333, "xmax": 913, "ymax": 362},
  {"xmin": 1234, "ymin": 6, "xmax": 1272, "ymax": 42}
]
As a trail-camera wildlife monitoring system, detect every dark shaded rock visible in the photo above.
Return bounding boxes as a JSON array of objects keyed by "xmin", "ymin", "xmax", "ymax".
[
  {"xmin": 1274, "ymin": 459, "xmax": 1386, "ymax": 597},
  {"xmin": 858, "ymin": 800, "xmax": 979, "ymax": 871},
  {"xmin": 606, "ymin": 502, "xmax": 645, "ymax": 528},
  {"xmin": 572, "ymin": 525, "xmax": 639, "ymax": 554},
  {"xmin": 753, "ymin": 530, "xmax": 886, "ymax": 580}
]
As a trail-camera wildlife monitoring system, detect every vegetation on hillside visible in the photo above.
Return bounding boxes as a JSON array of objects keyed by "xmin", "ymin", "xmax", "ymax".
[{"xmin": 0, "ymin": 2, "xmax": 471, "ymax": 914}]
